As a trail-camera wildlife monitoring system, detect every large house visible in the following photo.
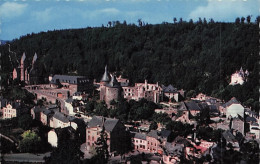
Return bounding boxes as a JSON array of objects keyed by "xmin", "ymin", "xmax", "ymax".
[
  {"xmin": 220, "ymin": 97, "xmax": 244, "ymax": 119},
  {"xmin": 86, "ymin": 116, "xmax": 126, "ymax": 153},
  {"xmin": 3, "ymin": 102, "xmax": 21, "ymax": 119},
  {"xmin": 229, "ymin": 67, "xmax": 249, "ymax": 85}
]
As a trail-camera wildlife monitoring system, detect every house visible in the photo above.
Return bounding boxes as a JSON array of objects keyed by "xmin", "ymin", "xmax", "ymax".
[
  {"xmin": 50, "ymin": 112, "xmax": 70, "ymax": 128},
  {"xmin": 40, "ymin": 109, "xmax": 52, "ymax": 126},
  {"xmin": 162, "ymin": 85, "xmax": 180, "ymax": 102},
  {"xmin": 65, "ymin": 98, "xmax": 74, "ymax": 115},
  {"xmin": 222, "ymin": 130, "xmax": 240, "ymax": 151},
  {"xmin": 229, "ymin": 67, "xmax": 249, "ymax": 85},
  {"xmin": 133, "ymin": 132, "xmax": 147, "ymax": 151},
  {"xmin": 220, "ymin": 97, "xmax": 244, "ymax": 119},
  {"xmin": 231, "ymin": 118, "xmax": 244, "ymax": 135},
  {"xmin": 163, "ymin": 142, "xmax": 183, "ymax": 164},
  {"xmin": 159, "ymin": 130, "xmax": 172, "ymax": 144},
  {"xmin": 249, "ymin": 122, "xmax": 260, "ymax": 139},
  {"xmin": 86, "ymin": 116, "xmax": 126, "ymax": 153},
  {"xmin": 31, "ymin": 106, "xmax": 45, "ymax": 121},
  {"xmin": 146, "ymin": 130, "xmax": 160, "ymax": 153},
  {"xmin": 2, "ymin": 102, "xmax": 21, "ymax": 119}
]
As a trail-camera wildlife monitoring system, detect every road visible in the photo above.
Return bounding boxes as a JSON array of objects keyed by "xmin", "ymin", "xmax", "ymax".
[{"xmin": 2, "ymin": 152, "xmax": 51, "ymax": 163}]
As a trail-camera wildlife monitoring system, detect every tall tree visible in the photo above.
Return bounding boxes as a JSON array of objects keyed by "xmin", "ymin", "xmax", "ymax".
[{"xmin": 95, "ymin": 124, "xmax": 109, "ymax": 164}]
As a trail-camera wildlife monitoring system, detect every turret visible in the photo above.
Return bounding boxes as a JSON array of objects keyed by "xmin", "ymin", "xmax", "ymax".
[{"xmin": 101, "ymin": 65, "xmax": 110, "ymax": 83}]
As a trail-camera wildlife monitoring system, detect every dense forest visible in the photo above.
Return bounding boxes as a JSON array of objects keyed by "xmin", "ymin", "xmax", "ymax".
[{"xmin": 0, "ymin": 16, "xmax": 259, "ymax": 111}]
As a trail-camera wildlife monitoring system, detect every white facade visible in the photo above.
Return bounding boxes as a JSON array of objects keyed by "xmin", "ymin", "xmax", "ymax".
[
  {"xmin": 226, "ymin": 104, "xmax": 244, "ymax": 119},
  {"xmin": 65, "ymin": 102, "xmax": 74, "ymax": 115},
  {"xmin": 3, "ymin": 104, "xmax": 17, "ymax": 119},
  {"xmin": 48, "ymin": 130, "xmax": 58, "ymax": 147}
]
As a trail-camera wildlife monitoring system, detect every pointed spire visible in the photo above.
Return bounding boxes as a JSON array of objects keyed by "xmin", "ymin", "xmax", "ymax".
[
  {"xmin": 21, "ymin": 52, "xmax": 26, "ymax": 63},
  {"xmin": 109, "ymin": 74, "xmax": 120, "ymax": 87},
  {"xmin": 101, "ymin": 65, "xmax": 110, "ymax": 82},
  {"xmin": 32, "ymin": 53, "xmax": 37, "ymax": 65}
]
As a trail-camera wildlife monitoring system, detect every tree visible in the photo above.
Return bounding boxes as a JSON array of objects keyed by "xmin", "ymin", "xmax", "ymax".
[
  {"xmin": 19, "ymin": 130, "xmax": 41, "ymax": 153},
  {"xmin": 45, "ymin": 128, "xmax": 83, "ymax": 164},
  {"xmin": 18, "ymin": 114, "xmax": 33, "ymax": 130},
  {"xmin": 246, "ymin": 15, "xmax": 251, "ymax": 23},
  {"xmin": 149, "ymin": 121, "xmax": 158, "ymax": 131},
  {"xmin": 235, "ymin": 17, "xmax": 240, "ymax": 24},
  {"xmin": 241, "ymin": 17, "xmax": 245, "ymax": 23},
  {"xmin": 95, "ymin": 124, "xmax": 109, "ymax": 164},
  {"xmin": 173, "ymin": 17, "xmax": 177, "ymax": 23}
]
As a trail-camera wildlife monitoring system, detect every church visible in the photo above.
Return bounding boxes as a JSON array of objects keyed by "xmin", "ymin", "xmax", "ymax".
[{"xmin": 12, "ymin": 52, "xmax": 44, "ymax": 85}]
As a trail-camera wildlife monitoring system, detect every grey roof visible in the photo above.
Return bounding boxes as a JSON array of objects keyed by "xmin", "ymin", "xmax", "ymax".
[
  {"xmin": 165, "ymin": 142, "xmax": 183, "ymax": 156},
  {"xmin": 252, "ymin": 122, "xmax": 259, "ymax": 126},
  {"xmin": 160, "ymin": 130, "xmax": 171, "ymax": 138},
  {"xmin": 246, "ymin": 116, "xmax": 257, "ymax": 123},
  {"xmin": 53, "ymin": 112, "xmax": 69, "ymax": 123},
  {"xmin": 185, "ymin": 101, "xmax": 201, "ymax": 111},
  {"xmin": 222, "ymin": 130, "xmax": 236, "ymax": 142},
  {"xmin": 223, "ymin": 97, "xmax": 239, "ymax": 108},
  {"xmin": 66, "ymin": 98, "xmax": 73, "ymax": 103},
  {"xmin": 33, "ymin": 106, "xmax": 45, "ymax": 113},
  {"xmin": 107, "ymin": 75, "xmax": 120, "ymax": 88},
  {"xmin": 173, "ymin": 136, "xmax": 190, "ymax": 146},
  {"xmin": 51, "ymin": 75, "xmax": 88, "ymax": 84},
  {"xmin": 178, "ymin": 102, "xmax": 188, "ymax": 111},
  {"xmin": 162, "ymin": 84, "xmax": 177, "ymax": 93},
  {"xmin": 42, "ymin": 109, "xmax": 51, "ymax": 115},
  {"xmin": 88, "ymin": 116, "xmax": 119, "ymax": 132},
  {"xmin": 101, "ymin": 65, "xmax": 110, "ymax": 82},
  {"xmin": 147, "ymin": 130, "xmax": 159, "ymax": 139},
  {"xmin": 134, "ymin": 133, "xmax": 146, "ymax": 140}
]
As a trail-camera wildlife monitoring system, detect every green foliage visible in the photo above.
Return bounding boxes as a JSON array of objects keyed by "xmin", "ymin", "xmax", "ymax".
[
  {"xmin": 166, "ymin": 121, "xmax": 193, "ymax": 139},
  {"xmin": 46, "ymin": 128, "xmax": 83, "ymax": 164},
  {"xmin": 0, "ymin": 18, "xmax": 258, "ymax": 112},
  {"xmin": 19, "ymin": 130, "xmax": 41, "ymax": 153},
  {"xmin": 18, "ymin": 114, "xmax": 33, "ymax": 130},
  {"xmin": 95, "ymin": 126, "xmax": 109, "ymax": 164},
  {"xmin": 149, "ymin": 121, "xmax": 158, "ymax": 131}
]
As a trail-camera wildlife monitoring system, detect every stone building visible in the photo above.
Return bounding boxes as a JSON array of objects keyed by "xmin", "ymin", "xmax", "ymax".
[{"xmin": 2, "ymin": 102, "xmax": 21, "ymax": 119}]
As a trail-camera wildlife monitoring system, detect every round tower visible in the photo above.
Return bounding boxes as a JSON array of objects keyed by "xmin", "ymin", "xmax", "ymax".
[{"xmin": 105, "ymin": 74, "xmax": 121, "ymax": 106}]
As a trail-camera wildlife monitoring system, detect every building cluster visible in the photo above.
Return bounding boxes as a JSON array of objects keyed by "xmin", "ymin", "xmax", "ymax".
[
  {"xmin": 98, "ymin": 66, "xmax": 184, "ymax": 107},
  {"xmin": 229, "ymin": 67, "xmax": 249, "ymax": 85},
  {"xmin": 1, "ymin": 55, "xmax": 258, "ymax": 163}
]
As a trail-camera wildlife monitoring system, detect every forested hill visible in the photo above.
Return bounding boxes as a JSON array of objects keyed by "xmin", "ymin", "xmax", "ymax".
[{"xmin": 0, "ymin": 18, "xmax": 258, "ymax": 110}]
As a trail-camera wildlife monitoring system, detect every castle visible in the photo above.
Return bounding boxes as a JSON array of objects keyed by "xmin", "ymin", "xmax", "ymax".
[
  {"xmin": 99, "ymin": 66, "xmax": 162, "ymax": 106},
  {"xmin": 12, "ymin": 52, "xmax": 42, "ymax": 85},
  {"xmin": 229, "ymin": 67, "xmax": 249, "ymax": 85}
]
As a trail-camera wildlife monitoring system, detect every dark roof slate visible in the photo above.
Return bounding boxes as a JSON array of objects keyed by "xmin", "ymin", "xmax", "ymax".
[
  {"xmin": 51, "ymin": 75, "xmax": 88, "ymax": 84},
  {"xmin": 134, "ymin": 133, "xmax": 146, "ymax": 140},
  {"xmin": 88, "ymin": 116, "xmax": 119, "ymax": 132},
  {"xmin": 53, "ymin": 112, "xmax": 69, "ymax": 123},
  {"xmin": 223, "ymin": 97, "xmax": 239, "ymax": 108}
]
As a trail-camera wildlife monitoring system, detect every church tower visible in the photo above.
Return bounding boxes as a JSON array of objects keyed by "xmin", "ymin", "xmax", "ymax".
[{"xmin": 20, "ymin": 53, "xmax": 26, "ymax": 81}]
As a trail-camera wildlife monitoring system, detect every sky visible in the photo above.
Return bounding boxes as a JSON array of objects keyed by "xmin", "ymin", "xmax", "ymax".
[{"xmin": 0, "ymin": 0, "xmax": 259, "ymax": 40}]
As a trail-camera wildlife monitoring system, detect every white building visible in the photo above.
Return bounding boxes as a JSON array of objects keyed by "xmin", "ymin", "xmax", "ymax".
[
  {"xmin": 226, "ymin": 104, "xmax": 244, "ymax": 119},
  {"xmin": 229, "ymin": 67, "xmax": 249, "ymax": 85}
]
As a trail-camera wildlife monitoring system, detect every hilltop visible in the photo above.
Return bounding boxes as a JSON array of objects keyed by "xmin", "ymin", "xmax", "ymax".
[{"xmin": 0, "ymin": 18, "xmax": 258, "ymax": 111}]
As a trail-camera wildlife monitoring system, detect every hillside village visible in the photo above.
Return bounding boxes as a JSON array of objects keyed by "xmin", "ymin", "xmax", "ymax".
[{"xmin": 0, "ymin": 52, "xmax": 259, "ymax": 163}]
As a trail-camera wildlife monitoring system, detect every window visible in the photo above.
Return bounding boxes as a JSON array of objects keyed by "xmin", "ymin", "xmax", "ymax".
[
  {"xmin": 92, "ymin": 136, "xmax": 94, "ymax": 140},
  {"xmin": 88, "ymin": 136, "xmax": 90, "ymax": 140}
]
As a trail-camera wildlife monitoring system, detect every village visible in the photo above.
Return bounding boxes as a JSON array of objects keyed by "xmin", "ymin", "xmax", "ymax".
[{"xmin": 0, "ymin": 52, "xmax": 259, "ymax": 163}]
